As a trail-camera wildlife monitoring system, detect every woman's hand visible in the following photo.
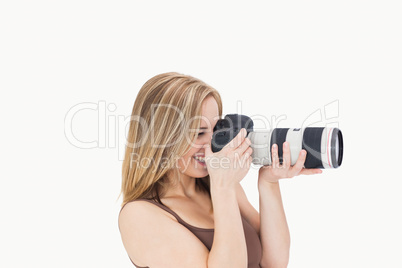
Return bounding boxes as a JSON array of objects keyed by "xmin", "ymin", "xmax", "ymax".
[
  {"xmin": 205, "ymin": 128, "xmax": 253, "ymax": 191},
  {"xmin": 258, "ymin": 141, "xmax": 322, "ymax": 185}
]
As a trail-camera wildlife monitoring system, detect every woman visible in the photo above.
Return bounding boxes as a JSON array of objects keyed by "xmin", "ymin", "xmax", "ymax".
[{"xmin": 118, "ymin": 72, "xmax": 322, "ymax": 268}]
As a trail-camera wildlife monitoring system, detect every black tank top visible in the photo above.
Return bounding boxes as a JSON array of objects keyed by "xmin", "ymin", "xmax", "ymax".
[{"xmin": 120, "ymin": 198, "xmax": 262, "ymax": 268}]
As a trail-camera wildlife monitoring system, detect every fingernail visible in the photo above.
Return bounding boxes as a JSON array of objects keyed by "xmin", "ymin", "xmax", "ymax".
[{"xmin": 284, "ymin": 142, "xmax": 288, "ymax": 148}]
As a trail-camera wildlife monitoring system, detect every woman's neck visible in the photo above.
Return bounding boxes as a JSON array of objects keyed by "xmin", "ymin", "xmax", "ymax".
[{"xmin": 165, "ymin": 172, "xmax": 197, "ymax": 199}]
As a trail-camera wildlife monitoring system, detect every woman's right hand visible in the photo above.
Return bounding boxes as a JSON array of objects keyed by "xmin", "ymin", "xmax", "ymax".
[{"xmin": 204, "ymin": 128, "xmax": 253, "ymax": 191}]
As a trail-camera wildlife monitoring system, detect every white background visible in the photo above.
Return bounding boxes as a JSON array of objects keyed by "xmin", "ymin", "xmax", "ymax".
[{"xmin": 1, "ymin": 1, "xmax": 401, "ymax": 267}]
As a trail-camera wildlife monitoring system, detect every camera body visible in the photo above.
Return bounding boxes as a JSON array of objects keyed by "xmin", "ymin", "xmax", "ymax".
[{"xmin": 211, "ymin": 114, "xmax": 254, "ymax": 153}]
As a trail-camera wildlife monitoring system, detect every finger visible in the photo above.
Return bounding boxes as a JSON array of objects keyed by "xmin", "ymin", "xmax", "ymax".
[
  {"xmin": 282, "ymin": 142, "xmax": 291, "ymax": 169},
  {"xmin": 271, "ymin": 144, "xmax": 279, "ymax": 168},
  {"xmin": 244, "ymin": 147, "xmax": 253, "ymax": 166},
  {"xmin": 224, "ymin": 128, "xmax": 247, "ymax": 150},
  {"xmin": 236, "ymin": 137, "xmax": 252, "ymax": 155},
  {"xmin": 246, "ymin": 152, "xmax": 253, "ymax": 168},
  {"xmin": 239, "ymin": 148, "xmax": 252, "ymax": 169},
  {"xmin": 243, "ymin": 146, "xmax": 253, "ymax": 159},
  {"xmin": 299, "ymin": 168, "xmax": 323, "ymax": 175},
  {"xmin": 289, "ymin": 149, "xmax": 307, "ymax": 176}
]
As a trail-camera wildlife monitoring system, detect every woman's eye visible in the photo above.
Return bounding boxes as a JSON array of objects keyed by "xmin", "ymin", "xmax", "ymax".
[{"xmin": 197, "ymin": 132, "xmax": 205, "ymax": 137}]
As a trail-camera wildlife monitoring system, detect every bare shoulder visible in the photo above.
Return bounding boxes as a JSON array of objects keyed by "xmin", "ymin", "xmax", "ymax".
[
  {"xmin": 118, "ymin": 200, "xmax": 209, "ymax": 268},
  {"xmin": 119, "ymin": 200, "xmax": 175, "ymax": 225}
]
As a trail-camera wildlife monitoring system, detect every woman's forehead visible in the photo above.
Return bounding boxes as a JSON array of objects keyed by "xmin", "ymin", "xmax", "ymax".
[{"xmin": 200, "ymin": 97, "xmax": 219, "ymax": 128}]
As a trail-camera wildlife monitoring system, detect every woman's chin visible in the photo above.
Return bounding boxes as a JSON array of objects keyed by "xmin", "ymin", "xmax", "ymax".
[
  {"xmin": 193, "ymin": 168, "xmax": 209, "ymax": 178},
  {"xmin": 188, "ymin": 164, "xmax": 209, "ymax": 178}
]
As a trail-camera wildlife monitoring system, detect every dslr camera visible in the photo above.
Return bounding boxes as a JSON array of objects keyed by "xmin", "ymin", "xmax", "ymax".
[{"xmin": 211, "ymin": 114, "xmax": 343, "ymax": 169}]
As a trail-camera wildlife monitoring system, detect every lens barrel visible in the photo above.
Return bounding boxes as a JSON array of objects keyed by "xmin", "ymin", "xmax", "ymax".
[{"xmin": 250, "ymin": 127, "xmax": 343, "ymax": 169}]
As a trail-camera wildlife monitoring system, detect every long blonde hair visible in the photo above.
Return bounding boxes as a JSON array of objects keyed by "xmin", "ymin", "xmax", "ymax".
[{"xmin": 120, "ymin": 72, "xmax": 222, "ymax": 207}]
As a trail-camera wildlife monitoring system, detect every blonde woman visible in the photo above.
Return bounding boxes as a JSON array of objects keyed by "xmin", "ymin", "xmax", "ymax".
[{"xmin": 118, "ymin": 72, "xmax": 322, "ymax": 268}]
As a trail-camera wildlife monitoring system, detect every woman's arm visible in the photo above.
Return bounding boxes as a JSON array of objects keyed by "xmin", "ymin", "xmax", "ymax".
[
  {"xmin": 205, "ymin": 128, "xmax": 252, "ymax": 268},
  {"xmin": 208, "ymin": 187, "xmax": 248, "ymax": 268},
  {"xmin": 258, "ymin": 180, "xmax": 290, "ymax": 268},
  {"xmin": 234, "ymin": 180, "xmax": 290, "ymax": 267},
  {"xmin": 257, "ymin": 142, "xmax": 322, "ymax": 267}
]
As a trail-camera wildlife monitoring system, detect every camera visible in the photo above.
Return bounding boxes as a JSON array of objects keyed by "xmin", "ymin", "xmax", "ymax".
[{"xmin": 211, "ymin": 114, "xmax": 343, "ymax": 169}]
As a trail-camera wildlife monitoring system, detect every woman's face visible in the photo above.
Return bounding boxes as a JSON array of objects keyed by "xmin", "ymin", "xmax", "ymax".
[{"xmin": 176, "ymin": 96, "xmax": 219, "ymax": 179}]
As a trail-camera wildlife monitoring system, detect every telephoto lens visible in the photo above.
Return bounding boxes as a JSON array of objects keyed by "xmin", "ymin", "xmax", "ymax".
[
  {"xmin": 211, "ymin": 114, "xmax": 343, "ymax": 169},
  {"xmin": 249, "ymin": 127, "xmax": 343, "ymax": 169}
]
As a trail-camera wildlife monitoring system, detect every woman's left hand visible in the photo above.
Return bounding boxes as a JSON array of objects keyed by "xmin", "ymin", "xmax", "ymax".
[{"xmin": 258, "ymin": 141, "xmax": 323, "ymax": 185}]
